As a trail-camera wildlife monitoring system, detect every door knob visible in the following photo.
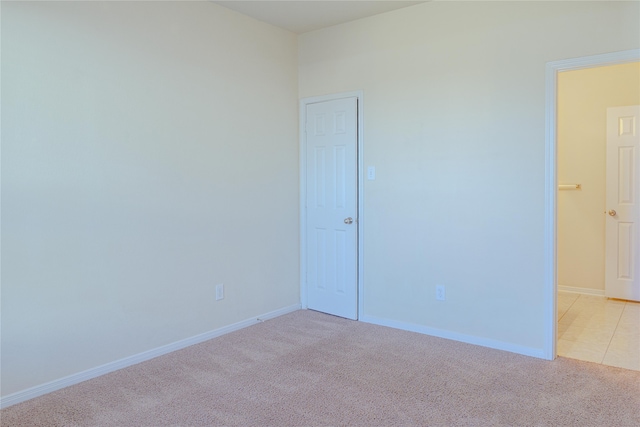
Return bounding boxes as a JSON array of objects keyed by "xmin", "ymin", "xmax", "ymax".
[
  {"xmin": 344, "ymin": 217, "xmax": 353, "ymax": 224},
  {"xmin": 609, "ymin": 210, "xmax": 617, "ymax": 216}
]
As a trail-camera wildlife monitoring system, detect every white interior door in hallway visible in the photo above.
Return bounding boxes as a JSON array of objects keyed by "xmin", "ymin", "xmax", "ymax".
[
  {"xmin": 606, "ymin": 105, "xmax": 640, "ymax": 301},
  {"xmin": 305, "ymin": 97, "xmax": 358, "ymax": 319}
]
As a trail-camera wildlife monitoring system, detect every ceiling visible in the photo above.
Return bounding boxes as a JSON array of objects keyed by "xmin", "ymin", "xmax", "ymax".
[{"xmin": 213, "ymin": 1, "xmax": 427, "ymax": 34}]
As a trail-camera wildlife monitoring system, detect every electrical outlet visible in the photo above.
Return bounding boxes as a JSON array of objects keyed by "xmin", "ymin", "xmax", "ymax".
[
  {"xmin": 215, "ymin": 284, "xmax": 224, "ymax": 301},
  {"xmin": 436, "ymin": 285, "xmax": 445, "ymax": 301}
]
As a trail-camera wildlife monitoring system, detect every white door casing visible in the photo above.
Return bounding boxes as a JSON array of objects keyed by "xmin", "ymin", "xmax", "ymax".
[
  {"xmin": 606, "ymin": 105, "xmax": 640, "ymax": 301},
  {"xmin": 304, "ymin": 97, "xmax": 358, "ymax": 319}
]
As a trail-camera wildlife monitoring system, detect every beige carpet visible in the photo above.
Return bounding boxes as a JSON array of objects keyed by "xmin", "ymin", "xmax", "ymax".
[{"xmin": 2, "ymin": 310, "xmax": 639, "ymax": 426}]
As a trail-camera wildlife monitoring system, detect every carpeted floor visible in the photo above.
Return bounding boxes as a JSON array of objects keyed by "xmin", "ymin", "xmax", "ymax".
[{"xmin": 2, "ymin": 310, "xmax": 639, "ymax": 426}]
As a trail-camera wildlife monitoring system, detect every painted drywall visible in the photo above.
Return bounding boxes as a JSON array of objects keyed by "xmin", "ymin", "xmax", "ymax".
[
  {"xmin": 558, "ymin": 63, "xmax": 640, "ymax": 292},
  {"xmin": 1, "ymin": 2, "xmax": 299, "ymax": 396},
  {"xmin": 299, "ymin": 1, "xmax": 640, "ymax": 351}
]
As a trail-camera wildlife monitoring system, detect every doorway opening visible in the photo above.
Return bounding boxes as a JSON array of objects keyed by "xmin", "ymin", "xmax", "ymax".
[{"xmin": 545, "ymin": 50, "xmax": 640, "ymax": 365}]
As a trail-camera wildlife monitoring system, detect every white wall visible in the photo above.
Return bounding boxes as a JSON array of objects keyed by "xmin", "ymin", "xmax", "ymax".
[
  {"xmin": 1, "ymin": 2, "xmax": 299, "ymax": 397},
  {"xmin": 299, "ymin": 1, "xmax": 640, "ymax": 352},
  {"xmin": 558, "ymin": 62, "xmax": 640, "ymax": 292}
]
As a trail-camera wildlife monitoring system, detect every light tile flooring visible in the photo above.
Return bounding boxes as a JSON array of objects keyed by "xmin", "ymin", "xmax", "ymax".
[{"xmin": 558, "ymin": 291, "xmax": 640, "ymax": 371}]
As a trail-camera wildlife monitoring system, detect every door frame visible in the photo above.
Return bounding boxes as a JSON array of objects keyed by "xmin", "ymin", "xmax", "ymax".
[
  {"xmin": 300, "ymin": 91, "xmax": 364, "ymax": 319},
  {"xmin": 544, "ymin": 49, "xmax": 640, "ymax": 360}
]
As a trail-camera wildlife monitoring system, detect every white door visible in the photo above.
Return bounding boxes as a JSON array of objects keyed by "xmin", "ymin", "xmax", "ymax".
[
  {"xmin": 605, "ymin": 105, "xmax": 640, "ymax": 301},
  {"xmin": 305, "ymin": 97, "xmax": 358, "ymax": 319}
]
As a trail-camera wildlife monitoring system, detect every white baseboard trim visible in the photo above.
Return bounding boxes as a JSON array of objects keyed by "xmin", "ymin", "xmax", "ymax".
[
  {"xmin": 359, "ymin": 315, "xmax": 546, "ymax": 360},
  {"xmin": 558, "ymin": 285, "xmax": 605, "ymax": 296},
  {"xmin": 0, "ymin": 304, "xmax": 301, "ymax": 409}
]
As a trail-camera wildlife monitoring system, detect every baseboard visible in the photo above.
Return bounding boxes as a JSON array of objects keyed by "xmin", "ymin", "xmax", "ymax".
[
  {"xmin": 0, "ymin": 304, "xmax": 301, "ymax": 409},
  {"xmin": 359, "ymin": 315, "xmax": 546, "ymax": 360},
  {"xmin": 558, "ymin": 285, "xmax": 605, "ymax": 296}
]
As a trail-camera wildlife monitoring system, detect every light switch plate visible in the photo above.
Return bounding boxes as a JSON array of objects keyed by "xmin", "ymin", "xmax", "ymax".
[{"xmin": 367, "ymin": 166, "xmax": 376, "ymax": 180}]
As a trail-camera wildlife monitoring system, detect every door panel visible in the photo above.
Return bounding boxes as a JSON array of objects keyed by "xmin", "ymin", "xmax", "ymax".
[
  {"xmin": 306, "ymin": 97, "xmax": 358, "ymax": 319},
  {"xmin": 606, "ymin": 105, "xmax": 640, "ymax": 301}
]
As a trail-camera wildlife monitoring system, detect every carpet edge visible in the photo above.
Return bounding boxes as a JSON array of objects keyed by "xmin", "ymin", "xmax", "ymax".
[
  {"xmin": 0, "ymin": 303, "xmax": 302, "ymax": 409},
  {"xmin": 360, "ymin": 314, "xmax": 547, "ymax": 359}
]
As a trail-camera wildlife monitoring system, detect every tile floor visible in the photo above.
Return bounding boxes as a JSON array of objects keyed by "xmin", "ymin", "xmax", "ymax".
[{"xmin": 558, "ymin": 291, "xmax": 640, "ymax": 371}]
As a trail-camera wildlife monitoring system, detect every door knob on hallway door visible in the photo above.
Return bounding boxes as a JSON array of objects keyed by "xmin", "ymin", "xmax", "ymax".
[
  {"xmin": 344, "ymin": 217, "xmax": 353, "ymax": 224},
  {"xmin": 609, "ymin": 210, "xmax": 617, "ymax": 216}
]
